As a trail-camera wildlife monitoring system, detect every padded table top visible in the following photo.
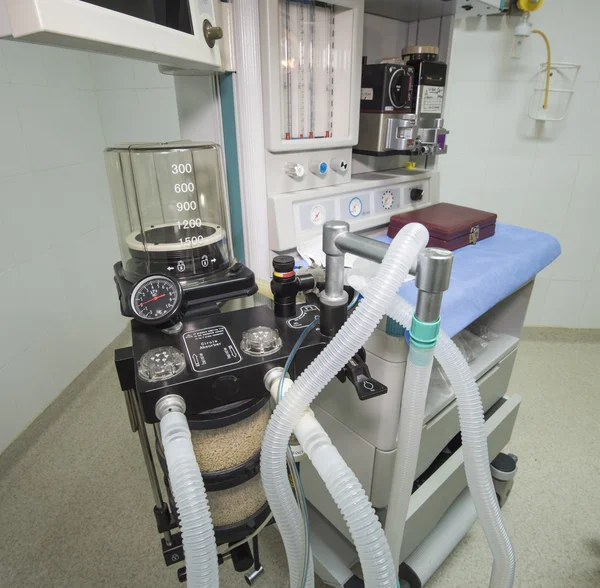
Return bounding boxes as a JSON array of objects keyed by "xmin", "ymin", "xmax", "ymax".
[{"xmin": 378, "ymin": 223, "xmax": 561, "ymax": 337}]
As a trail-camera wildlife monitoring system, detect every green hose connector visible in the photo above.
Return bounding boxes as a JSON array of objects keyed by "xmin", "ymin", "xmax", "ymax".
[
  {"xmin": 386, "ymin": 316, "xmax": 406, "ymax": 338},
  {"xmin": 410, "ymin": 315, "xmax": 441, "ymax": 349}
]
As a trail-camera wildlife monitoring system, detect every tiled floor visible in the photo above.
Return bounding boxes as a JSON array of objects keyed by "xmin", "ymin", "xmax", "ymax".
[{"xmin": 0, "ymin": 328, "xmax": 598, "ymax": 587}]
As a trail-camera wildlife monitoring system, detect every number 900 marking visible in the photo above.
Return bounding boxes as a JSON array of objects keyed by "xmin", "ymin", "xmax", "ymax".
[{"xmin": 176, "ymin": 201, "xmax": 197, "ymax": 212}]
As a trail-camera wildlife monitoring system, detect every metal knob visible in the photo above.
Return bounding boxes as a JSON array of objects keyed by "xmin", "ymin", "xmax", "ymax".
[
  {"xmin": 330, "ymin": 157, "xmax": 349, "ymax": 174},
  {"xmin": 410, "ymin": 188, "xmax": 424, "ymax": 202},
  {"xmin": 284, "ymin": 162, "xmax": 305, "ymax": 179},
  {"xmin": 309, "ymin": 160, "xmax": 328, "ymax": 177},
  {"xmin": 203, "ymin": 20, "xmax": 223, "ymax": 48}
]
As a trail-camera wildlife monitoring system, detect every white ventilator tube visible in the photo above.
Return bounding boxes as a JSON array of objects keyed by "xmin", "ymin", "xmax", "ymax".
[
  {"xmin": 269, "ymin": 376, "xmax": 397, "ymax": 588},
  {"xmin": 261, "ymin": 223, "xmax": 429, "ymax": 588},
  {"xmin": 158, "ymin": 399, "xmax": 219, "ymax": 588},
  {"xmin": 385, "ymin": 343, "xmax": 435, "ymax": 570},
  {"xmin": 384, "ymin": 296, "xmax": 515, "ymax": 588}
]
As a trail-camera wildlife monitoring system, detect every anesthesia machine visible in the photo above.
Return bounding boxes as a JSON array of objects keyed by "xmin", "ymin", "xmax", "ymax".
[
  {"xmin": 107, "ymin": 140, "xmax": 519, "ymax": 588},
  {"xmin": 2, "ymin": 0, "xmax": 553, "ymax": 586},
  {"xmin": 100, "ymin": 2, "xmax": 527, "ymax": 588}
]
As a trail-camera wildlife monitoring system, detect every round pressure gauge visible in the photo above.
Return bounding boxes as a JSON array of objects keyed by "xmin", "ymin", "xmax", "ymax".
[
  {"xmin": 382, "ymin": 191, "xmax": 394, "ymax": 210},
  {"xmin": 310, "ymin": 204, "xmax": 326, "ymax": 226},
  {"xmin": 130, "ymin": 274, "xmax": 184, "ymax": 327},
  {"xmin": 349, "ymin": 197, "xmax": 363, "ymax": 218}
]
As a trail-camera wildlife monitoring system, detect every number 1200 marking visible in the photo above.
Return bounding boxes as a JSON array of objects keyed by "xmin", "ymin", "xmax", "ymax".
[
  {"xmin": 178, "ymin": 218, "xmax": 202, "ymax": 229},
  {"xmin": 172, "ymin": 163, "xmax": 193, "ymax": 174}
]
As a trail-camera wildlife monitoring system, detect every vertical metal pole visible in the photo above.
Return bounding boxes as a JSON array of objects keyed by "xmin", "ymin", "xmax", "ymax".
[
  {"xmin": 252, "ymin": 535, "xmax": 260, "ymax": 571},
  {"xmin": 245, "ymin": 534, "xmax": 265, "ymax": 584},
  {"xmin": 132, "ymin": 389, "xmax": 172, "ymax": 545},
  {"xmin": 124, "ymin": 388, "xmax": 138, "ymax": 433}
]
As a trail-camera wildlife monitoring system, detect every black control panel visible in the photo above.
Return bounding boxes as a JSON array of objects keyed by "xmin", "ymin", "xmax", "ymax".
[{"xmin": 131, "ymin": 305, "xmax": 326, "ymax": 422}]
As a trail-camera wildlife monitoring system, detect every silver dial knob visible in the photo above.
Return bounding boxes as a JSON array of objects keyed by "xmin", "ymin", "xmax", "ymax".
[
  {"xmin": 284, "ymin": 162, "xmax": 305, "ymax": 179},
  {"xmin": 203, "ymin": 19, "xmax": 223, "ymax": 48},
  {"xmin": 330, "ymin": 157, "xmax": 349, "ymax": 174}
]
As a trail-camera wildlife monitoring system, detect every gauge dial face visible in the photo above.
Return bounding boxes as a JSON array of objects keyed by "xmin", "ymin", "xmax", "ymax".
[
  {"xmin": 382, "ymin": 191, "xmax": 394, "ymax": 210},
  {"xmin": 349, "ymin": 197, "xmax": 363, "ymax": 218},
  {"xmin": 131, "ymin": 275, "xmax": 182, "ymax": 323},
  {"xmin": 310, "ymin": 204, "xmax": 326, "ymax": 225}
]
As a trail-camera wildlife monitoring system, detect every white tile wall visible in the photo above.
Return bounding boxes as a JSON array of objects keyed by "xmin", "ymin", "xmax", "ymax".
[
  {"xmin": 0, "ymin": 40, "xmax": 180, "ymax": 453},
  {"xmin": 362, "ymin": 14, "xmax": 409, "ymax": 64},
  {"xmin": 440, "ymin": 0, "xmax": 600, "ymax": 327}
]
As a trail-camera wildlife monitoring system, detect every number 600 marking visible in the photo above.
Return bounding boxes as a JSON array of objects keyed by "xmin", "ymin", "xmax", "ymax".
[{"xmin": 174, "ymin": 182, "xmax": 194, "ymax": 194}]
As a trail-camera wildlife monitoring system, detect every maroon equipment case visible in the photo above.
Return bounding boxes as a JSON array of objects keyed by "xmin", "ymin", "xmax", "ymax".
[{"xmin": 387, "ymin": 202, "xmax": 497, "ymax": 251}]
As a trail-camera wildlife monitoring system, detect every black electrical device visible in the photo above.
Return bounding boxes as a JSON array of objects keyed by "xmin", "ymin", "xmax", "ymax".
[
  {"xmin": 358, "ymin": 63, "xmax": 414, "ymax": 113},
  {"xmin": 354, "ymin": 63, "xmax": 416, "ymax": 157},
  {"xmin": 405, "ymin": 59, "xmax": 448, "ymax": 114}
]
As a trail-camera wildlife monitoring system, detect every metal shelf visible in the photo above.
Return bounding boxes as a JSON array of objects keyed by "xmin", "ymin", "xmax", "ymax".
[{"xmin": 365, "ymin": 0, "xmax": 505, "ymax": 22}]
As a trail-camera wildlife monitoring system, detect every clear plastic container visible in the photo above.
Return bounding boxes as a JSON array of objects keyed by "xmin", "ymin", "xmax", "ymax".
[
  {"xmin": 190, "ymin": 402, "xmax": 271, "ymax": 473},
  {"xmin": 105, "ymin": 141, "xmax": 234, "ymax": 286}
]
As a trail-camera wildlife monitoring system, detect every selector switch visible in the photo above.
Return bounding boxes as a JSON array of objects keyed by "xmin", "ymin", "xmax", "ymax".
[
  {"xmin": 410, "ymin": 188, "xmax": 424, "ymax": 202},
  {"xmin": 272, "ymin": 255, "xmax": 295, "ymax": 274},
  {"xmin": 285, "ymin": 162, "xmax": 305, "ymax": 180},
  {"xmin": 330, "ymin": 158, "xmax": 349, "ymax": 174},
  {"xmin": 309, "ymin": 161, "xmax": 328, "ymax": 177}
]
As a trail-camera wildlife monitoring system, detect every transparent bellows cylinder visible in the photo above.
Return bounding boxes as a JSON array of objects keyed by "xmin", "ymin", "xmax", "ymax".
[{"xmin": 105, "ymin": 142, "xmax": 234, "ymax": 286}]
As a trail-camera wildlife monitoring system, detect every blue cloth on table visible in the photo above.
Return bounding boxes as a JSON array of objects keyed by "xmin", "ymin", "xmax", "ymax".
[{"xmin": 378, "ymin": 222, "xmax": 561, "ymax": 338}]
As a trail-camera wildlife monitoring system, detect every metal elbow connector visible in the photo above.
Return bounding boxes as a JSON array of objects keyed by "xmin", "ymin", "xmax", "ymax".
[{"xmin": 415, "ymin": 248, "xmax": 454, "ymax": 323}]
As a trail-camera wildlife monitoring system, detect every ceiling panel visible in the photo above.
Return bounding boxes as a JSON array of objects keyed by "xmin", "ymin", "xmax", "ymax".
[{"xmin": 364, "ymin": 0, "xmax": 457, "ymax": 22}]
